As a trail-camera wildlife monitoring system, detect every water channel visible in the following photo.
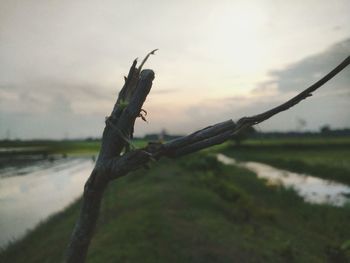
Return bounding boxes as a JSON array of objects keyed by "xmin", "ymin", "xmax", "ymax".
[
  {"xmin": 217, "ymin": 154, "xmax": 350, "ymax": 207},
  {"xmin": 0, "ymin": 158, "xmax": 94, "ymax": 248}
]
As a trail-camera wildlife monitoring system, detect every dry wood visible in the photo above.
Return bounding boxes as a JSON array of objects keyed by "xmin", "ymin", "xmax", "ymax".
[{"xmin": 64, "ymin": 54, "xmax": 350, "ymax": 263}]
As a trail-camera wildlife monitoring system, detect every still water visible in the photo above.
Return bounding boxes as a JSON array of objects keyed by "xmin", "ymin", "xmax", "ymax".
[
  {"xmin": 217, "ymin": 154, "xmax": 350, "ymax": 207},
  {"xmin": 0, "ymin": 158, "xmax": 94, "ymax": 248}
]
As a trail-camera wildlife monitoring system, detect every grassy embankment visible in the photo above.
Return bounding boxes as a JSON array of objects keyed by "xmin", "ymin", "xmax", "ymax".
[
  {"xmin": 1, "ymin": 151, "xmax": 349, "ymax": 262},
  {"xmin": 221, "ymin": 136, "xmax": 350, "ymax": 185}
]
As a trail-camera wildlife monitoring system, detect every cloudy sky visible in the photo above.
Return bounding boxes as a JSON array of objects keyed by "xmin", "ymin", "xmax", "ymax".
[{"xmin": 0, "ymin": 0, "xmax": 349, "ymax": 139}]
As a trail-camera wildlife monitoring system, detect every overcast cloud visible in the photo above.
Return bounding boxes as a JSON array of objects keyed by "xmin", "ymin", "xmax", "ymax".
[{"xmin": 0, "ymin": 0, "xmax": 349, "ymax": 139}]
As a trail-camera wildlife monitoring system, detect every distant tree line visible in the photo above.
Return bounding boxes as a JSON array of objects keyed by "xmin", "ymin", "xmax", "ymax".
[{"xmin": 250, "ymin": 127, "xmax": 350, "ymax": 139}]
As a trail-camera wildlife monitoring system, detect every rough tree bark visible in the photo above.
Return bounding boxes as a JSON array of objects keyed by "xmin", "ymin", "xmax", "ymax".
[{"xmin": 64, "ymin": 53, "xmax": 350, "ymax": 263}]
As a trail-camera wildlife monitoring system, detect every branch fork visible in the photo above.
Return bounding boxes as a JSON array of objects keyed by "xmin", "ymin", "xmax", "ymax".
[{"xmin": 64, "ymin": 53, "xmax": 350, "ymax": 263}]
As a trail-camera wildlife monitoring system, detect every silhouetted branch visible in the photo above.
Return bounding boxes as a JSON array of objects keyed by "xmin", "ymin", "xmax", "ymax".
[
  {"xmin": 65, "ymin": 54, "xmax": 350, "ymax": 263},
  {"xmin": 129, "ymin": 56, "xmax": 350, "ymax": 159},
  {"xmin": 107, "ymin": 56, "xmax": 350, "ymax": 173},
  {"xmin": 234, "ymin": 56, "xmax": 350, "ymax": 133}
]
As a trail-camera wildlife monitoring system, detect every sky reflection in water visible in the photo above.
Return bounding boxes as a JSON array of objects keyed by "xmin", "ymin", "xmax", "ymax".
[
  {"xmin": 217, "ymin": 154, "xmax": 350, "ymax": 207},
  {"xmin": 0, "ymin": 158, "xmax": 94, "ymax": 247}
]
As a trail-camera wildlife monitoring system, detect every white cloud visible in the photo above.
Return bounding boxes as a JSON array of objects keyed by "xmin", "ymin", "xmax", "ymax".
[{"xmin": 0, "ymin": 0, "xmax": 349, "ymax": 138}]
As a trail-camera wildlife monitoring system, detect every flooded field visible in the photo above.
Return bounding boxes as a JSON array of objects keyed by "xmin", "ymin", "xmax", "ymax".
[
  {"xmin": 217, "ymin": 154, "xmax": 350, "ymax": 206},
  {"xmin": 0, "ymin": 157, "xmax": 94, "ymax": 247}
]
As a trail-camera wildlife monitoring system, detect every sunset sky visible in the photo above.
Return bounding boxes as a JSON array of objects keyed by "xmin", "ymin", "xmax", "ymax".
[{"xmin": 1, "ymin": 0, "xmax": 349, "ymax": 139}]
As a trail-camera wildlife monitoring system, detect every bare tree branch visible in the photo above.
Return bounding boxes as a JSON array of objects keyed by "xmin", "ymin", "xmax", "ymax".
[
  {"xmin": 234, "ymin": 56, "xmax": 350, "ymax": 133},
  {"xmin": 106, "ymin": 56, "xmax": 350, "ymax": 173},
  {"xmin": 65, "ymin": 54, "xmax": 349, "ymax": 263},
  {"xmin": 131, "ymin": 56, "xmax": 349, "ymax": 158}
]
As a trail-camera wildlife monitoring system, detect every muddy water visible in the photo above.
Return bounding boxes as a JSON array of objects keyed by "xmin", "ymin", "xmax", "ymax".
[
  {"xmin": 217, "ymin": 154, "xmax": 350, "ymax": 207},
  {"xmin": 0, "ymin": 158, "xmax": 94, "ymax": 247}
]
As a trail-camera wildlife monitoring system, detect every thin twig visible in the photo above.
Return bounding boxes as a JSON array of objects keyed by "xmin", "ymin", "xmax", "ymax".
[
  {"xmin": 160, "ymin": 56, "xmax": 350, "ymax": 156},
  {"xmin": 234, "ymin": 56, "xmax": 350, "ymax": 133},
  {"xmin": 107, "ymin": 55, "xmax": 350, "ymax": 174}
]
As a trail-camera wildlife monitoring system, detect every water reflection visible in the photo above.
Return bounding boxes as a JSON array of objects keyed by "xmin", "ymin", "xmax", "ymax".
[
  {"xmin": 0, "ymin": 158, "xmax": 94, "ymax": 248},
  {"xmin": 217, "ymin": 154, "xmax": 350, "ymax": 207}
]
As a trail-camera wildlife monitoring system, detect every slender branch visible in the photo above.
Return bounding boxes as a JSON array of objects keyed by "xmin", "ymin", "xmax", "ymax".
[
  {"xmin": 105, "ymin": 56, "xmax": 350, "ymax": 176},
  {"xmin": 164, "ymin": 120, "xmax": 235, "ymax": 152},
  {"xmin": 234, "ymin": 56, "xmax": 350, "ymax": 133},
  {"xmin": 163, "ymin": 55, "xmax": 350, "ymax": 155},
  {"xmin": 138, "ymin": 49, "xmax": 158, "ymax": 73}
]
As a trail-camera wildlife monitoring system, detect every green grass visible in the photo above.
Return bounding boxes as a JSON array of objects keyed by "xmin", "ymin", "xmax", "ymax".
[
  {"xmin": 221, "ymin": 137, "xmax": 350, "ymax": 185},
  {"xmin": 1, "ymin": 153, "xmax": 350, "ymax": 262}
]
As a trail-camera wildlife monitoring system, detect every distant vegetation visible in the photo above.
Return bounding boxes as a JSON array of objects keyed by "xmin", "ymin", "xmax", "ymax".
[{"xmin": 250, "ymin": 127, "xmax": 350, "ymax": 139}]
